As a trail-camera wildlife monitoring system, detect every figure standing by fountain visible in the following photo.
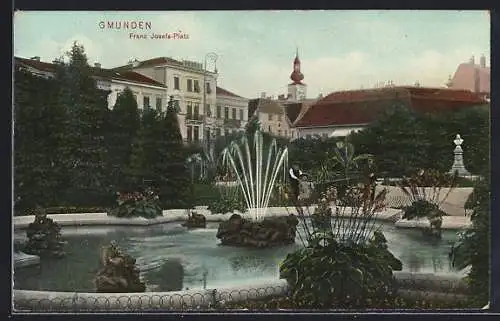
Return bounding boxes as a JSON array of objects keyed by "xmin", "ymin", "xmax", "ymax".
[{"xmin": 289, "ymin": 164, "xmax": 304, "ymax": 204}]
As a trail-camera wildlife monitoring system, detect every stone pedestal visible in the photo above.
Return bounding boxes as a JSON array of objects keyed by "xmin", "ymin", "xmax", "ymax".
[{"xmin": 448, "ymin": 134, "xmax": 471, "ymax": 176}]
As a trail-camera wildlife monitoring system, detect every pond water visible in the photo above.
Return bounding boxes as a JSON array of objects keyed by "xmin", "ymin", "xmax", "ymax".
[{"xmin": 13, "ymin": 220, "xmax": 461, "ymax": 292}]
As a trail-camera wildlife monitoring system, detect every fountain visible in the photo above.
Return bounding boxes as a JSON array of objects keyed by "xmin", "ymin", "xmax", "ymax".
[{"xmin": 216, "ymin": 130, "xmax": 299, "ymax": 248}]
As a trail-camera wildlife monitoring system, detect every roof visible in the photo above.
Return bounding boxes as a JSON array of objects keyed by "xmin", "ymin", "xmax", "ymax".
[
  {"xmin": 450, "ymin": 62, "xmax": 490, "ymax": 93},
  {"xmin": 112, "ymin": 56, "xmax": 184, "ymax": 70},
  {"xmin": 248, "ymin": 98, "xmax": 285, "ymax": 117},
  {"xmin": 280, "ymin": 98, "xmax": 319, "ymax": 125},
  {"xmin": 295, "ymin": 86, "xmax": 488, "ymax": 128},
  {"xmin": 15, "ymin": 57, "xmax": 166, "ymax": 88},
  {"xmin": 216, "ymin": 86, "xmax": 245, "ymax": 99},
  {"xmin": 283, "ymin": 103, "xmax": 303, "ymax": 124}
]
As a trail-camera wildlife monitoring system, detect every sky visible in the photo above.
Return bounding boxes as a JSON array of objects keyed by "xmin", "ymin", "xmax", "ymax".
[{"xmin": 13, "ymin": 10, "xmax": 490, "ymax": 99}]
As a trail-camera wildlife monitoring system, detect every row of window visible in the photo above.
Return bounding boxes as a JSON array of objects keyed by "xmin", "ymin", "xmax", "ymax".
[
  {"xmin": 173, "ymin": 76, "xmax": 212, "ymax": 94},
  {"xmin": 215, "ymin": 105, "xmax": 245, "ymax": 120},
  {"xmin": 185, "ymin": 126, "xmax": 239, "ymax": 142},
  {"xmin": 130, "ymin": 93, "xmax": 164, "ymax": 111},
  {"xmin": 267, "ymin": 114, "xmax": 283, "ymax": 122}
]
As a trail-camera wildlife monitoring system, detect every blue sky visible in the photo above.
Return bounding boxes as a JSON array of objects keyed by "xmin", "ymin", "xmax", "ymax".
[{"xmin": 14, "ymin": 10, "xmax": 490, "ymax": 98}]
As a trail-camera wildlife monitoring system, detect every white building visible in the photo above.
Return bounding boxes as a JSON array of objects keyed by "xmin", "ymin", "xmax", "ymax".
[
  {"xmin": 214, "ymin": 86, "xmax": 249, "ymax": 137},
  {"xmin": 112, "ymin": 57, "xmax": 218, "ymax": 144},
  {"xmin": 15, "ymin": 56, "xmax": 168, "ymax": 110}
]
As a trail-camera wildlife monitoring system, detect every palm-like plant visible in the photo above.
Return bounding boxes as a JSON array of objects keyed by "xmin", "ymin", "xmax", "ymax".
[
  {"xmin": 186, "ymin": 143, "xmax": 220, "ymax": 183},
  {"xmin": 331, "ymin": 140, "xmax": 374, "ymax": 181}
]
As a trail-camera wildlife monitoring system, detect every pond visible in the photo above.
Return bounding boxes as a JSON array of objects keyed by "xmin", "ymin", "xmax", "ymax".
[{"xmin": 13, "ymin": 219, "xmax": 461, "ymax": 292}]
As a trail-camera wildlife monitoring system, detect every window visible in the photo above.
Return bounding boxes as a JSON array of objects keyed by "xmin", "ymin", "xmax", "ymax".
[
  {"xmin": 216, "ymin": 128, "xmax": 221, "ymax": 136},
  {"xmin": 187, "ymin": 126, "xmax": 192, "ymax": 142},
  {"xmin": 224, "ymin": 107, "xmax": 229, "ymax": 119},
  {"xmin": 216, "ymin": 105, "xmax": 222, "ymax": 118},
  {"xmin": 232, "ymin": 108, "xmax": 236, "ymax": 119},
  {"xmin": 239, "ymin": 109, "xmax": 244, "ymax": 120},
  {"xmin": 278, "ymin": 130, "xmax": 282, "ymax": 136},
  {"xmin": 194, "ymin": 80, "xmax": 200, "ymax": 93},
  {"xmin": 193, "ymin": 126, "xmax": 199, "ymax": 141},
  {"xmin": 143, "ymin": 96, "xmax": 150, "ymax": 109},
  {"xmin": 187, "ymin": 79, "xmax": 193, "ymax": 92},
  {"xmin": 278, "ymin": 114, "xmax": 282, "ymax": 122},
  {"xmin": 193, "ymin": 103, "xmax": 199, "ymax": 119},
  {"xmin": 268, "ymin": 114, "xmax": 273, "ymax": 121},
  {"xmin": 268, "ymin": 125, "xmax": 272, "ymax": 133},
  {"xmin": 156, "ymin": 97, "xmax": 162, "ymax": 111},
  {"xmin": 186, "ymin": 101, "xmax": 193, "ymax": 117},
  {"xmin": 206, "ymin": 82, "xmax": 212, "ymax": 94},
  {"xmin": 174, "ymin": 76, "xmax": 180, "ymax": 90}
]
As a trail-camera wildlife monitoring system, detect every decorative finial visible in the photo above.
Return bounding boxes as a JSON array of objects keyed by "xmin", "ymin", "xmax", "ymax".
[{"xmin": 296, "ymin": 46, "xmax": 299, "ymax": 58}]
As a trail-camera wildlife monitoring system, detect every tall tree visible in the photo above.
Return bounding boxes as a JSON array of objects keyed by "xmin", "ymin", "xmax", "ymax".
[
  {"xmin": 55, "ymin": 41, "xmax": 111, "ymax": 206},
  {"xmin": 156, "ymin": 96, "xmax": 193, "ymax": 209},
  {"xmin": 106, "ymin": 87, "xmax": 140, "ymax": 192},
  {"xmin": 14, "ymin": 68, "xmax": 66, "ymax": 213}
]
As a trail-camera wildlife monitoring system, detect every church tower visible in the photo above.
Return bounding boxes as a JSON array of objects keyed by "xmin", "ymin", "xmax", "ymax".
[{"xmin": 287, "ymin": 48, "xmax": 307, "ymax": 101}]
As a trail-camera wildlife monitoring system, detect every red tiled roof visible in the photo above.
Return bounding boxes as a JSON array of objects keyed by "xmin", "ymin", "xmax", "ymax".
[
  {"xmin": 216, "ymin": 86, "xmax": 245, "ymax": 99},
  {"xmin": 15, "ymin": 57, "xmax": 165, "ymax": 88},
  {"xmin": 295, "ymin": 86, "xmax": 488, "ymax": 128}
]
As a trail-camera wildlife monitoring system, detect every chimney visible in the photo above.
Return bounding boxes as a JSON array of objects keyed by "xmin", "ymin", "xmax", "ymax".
[
  {"xmin": 30, "ymin": 56, "xmax": 40, "ymax": 61},
  {"xmin": 94, "ymin": 62, "xmax": 102, "ymax": 68},
  {"xmin": 480, "ymin": 54, "xmax": 486, "ymax": 68},
  {"xmin": 260, "ymin": 92, "xmax": 266, "ymax": 99},
  {"xmin": 469, "ymin": 55, "xmax": 475, "ymax": 64}
]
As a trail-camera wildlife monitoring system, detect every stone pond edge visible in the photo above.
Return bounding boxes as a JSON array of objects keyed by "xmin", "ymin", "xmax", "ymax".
[
  {"xmin": 12, "ymin": 206, "xmax": 472, "ymax": 231},
  {"xmin": 13, "ymin": 272, "xmax": 473, "ymax": 311}
]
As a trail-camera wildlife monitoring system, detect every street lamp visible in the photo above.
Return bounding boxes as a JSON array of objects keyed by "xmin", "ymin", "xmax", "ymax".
[{"xmin": 203, "ymin": 52, "xmax": 218, "ymax": 146}]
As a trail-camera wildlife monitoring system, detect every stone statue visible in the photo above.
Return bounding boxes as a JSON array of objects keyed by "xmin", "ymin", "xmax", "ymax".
[
  {"xmin": 24, "ymin": 206, "xmax": 66, "ymax": 258},
  {"xmin": 94, "ymin": 241, "xmax": 146, "ymax": 293}
]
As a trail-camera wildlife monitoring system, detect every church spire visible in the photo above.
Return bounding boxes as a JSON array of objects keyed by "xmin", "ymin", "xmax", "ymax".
[{"xmin": 290, "ymin": 48, "xmax": 304, "ymax": 84}]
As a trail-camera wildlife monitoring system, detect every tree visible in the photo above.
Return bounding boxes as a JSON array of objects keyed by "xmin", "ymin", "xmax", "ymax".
[
  {"xmin": 156, "ymin": 96, "xmax": 193, "ymax": 208},
  {"xmin": 129, "ymin": 96, "xmax": 193, "ymax": 209},
  {"xmin": 106, "ymin": 87, "xmax": 140, "ymax": 192},
  {"xmin": 55, "ymin": 41, "xmax": 111, "ymax": 206},
  {"xmin": 14, "ymin": 68, "xmax": 66, "ymax": 213}
]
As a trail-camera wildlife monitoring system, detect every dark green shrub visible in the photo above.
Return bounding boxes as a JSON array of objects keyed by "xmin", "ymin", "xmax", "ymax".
[
  {"xmin": 108, "ymin": 188, "xmax": 162, "ymax": 219},
  {"xmin": 280, "ymin": 231, "xmax": 402, "ymax": 309},
  {"xmin": 207, "ymin": 196, "xmax": 247, "ymax": 214},
  {"xmin": 450, "ymin": 176, "xmax": 490, "ymax": 306},
  {"xmin": 402, "ymin": 200, "xmax": 447, "ymax": 220},
  {"xmin": 191, "ymin": 183, "xmax": 221, "ymax": 206}
]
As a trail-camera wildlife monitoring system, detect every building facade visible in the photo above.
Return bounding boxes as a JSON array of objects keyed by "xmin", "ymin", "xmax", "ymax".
[
  {"xmin": 294, "ymin": 86, "xmax": 489, "ymax": 139},
  {"xmin": 112, "ymin": 57, "xmax": 218, "ymax": 143},
  {"xmin": 248, "ymin": 98, "xmax": 296, "ymax": 139},
  {"xmin": 214, "ymin": 87, "xmax": 249, "ymax": 138},
  {"xmin": 15, "ymin": 56, "xmax": 168, "ymax": 110}
]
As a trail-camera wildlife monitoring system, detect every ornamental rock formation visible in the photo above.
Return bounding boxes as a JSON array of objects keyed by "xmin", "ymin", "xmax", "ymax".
[{"xmin": 216, "ymin": 213, "xmax": 299, "ymax": 248}]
